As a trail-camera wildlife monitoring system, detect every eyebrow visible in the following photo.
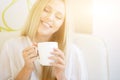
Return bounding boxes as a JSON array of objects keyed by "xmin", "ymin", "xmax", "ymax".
[
  {"xmin": 46, "ymin": 5, "xmax": 64, "ymax": 16},
  {"xmin": 45, "ymin": 5, "xmax": 52, "ymax": 10}
]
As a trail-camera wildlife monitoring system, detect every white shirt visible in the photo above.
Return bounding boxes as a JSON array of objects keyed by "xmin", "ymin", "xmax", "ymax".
[{"xmin": 0, "ymin": 36, "xmax": 88, "ymax": 80}]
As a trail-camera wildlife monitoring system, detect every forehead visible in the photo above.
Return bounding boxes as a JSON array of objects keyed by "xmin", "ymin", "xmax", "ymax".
[{"xmin": 47, "ymin": 0, "xmax": 65, "ymax": 14}]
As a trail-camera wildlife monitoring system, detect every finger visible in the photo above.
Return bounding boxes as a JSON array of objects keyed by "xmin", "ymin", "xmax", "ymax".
[
  {"xmin": 23, "ymin": 46, "xmax": 35, "ymax": 52},
  {"xmin": 51, "ymin": 51, "xmax": 64, "ymax": 60},
  {"xmin": 31, "ymin": 56, "xmax": 39, "ymax": 62},
  {"xmin": 27, "ymin": 49, "xmax": 38, "ymax": 59},
  {"xmin": 32, "ymin": 46, "xmax": 38, "ymax": 55},
  {"xmin": 49, "ymin": 56, "xmax": 65, "ymax": 65},
  {"xmin": 28, "ymin": 47, "xmax": 38, "ymax": 57},
  {"xmin": 51, "ymin": 63, "xmax": 65, "ymax": 70},
  {"xmin": 31, "ymin": 45, "xmax": 39, "ymax": 56},
  {"xmin": 23, "ymin": 46, "xmax": 36, "ymax": 56},
  {"xmin": 23, "ymin": 48, "xmax": 38, "ymax": 60},
  {"xmin": 52, "ymin": 48, "xmax": 65, "ymax": 60},
  {"xmin": 33, "ymin": 42, "xmax": 38, "ymax": 47}
]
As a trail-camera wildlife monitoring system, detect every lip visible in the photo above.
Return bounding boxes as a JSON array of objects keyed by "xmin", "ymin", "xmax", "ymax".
[{"xmin": 42, "ymin": 22, "xmax": 52, "ymax": 28}]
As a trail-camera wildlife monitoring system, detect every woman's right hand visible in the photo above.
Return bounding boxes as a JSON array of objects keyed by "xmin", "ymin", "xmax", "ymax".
[
  {"xmin": 22, "ymin": 45, "xmax": 38, "ymax": 71},
  {"xmin": 15, "ymin": 45, "xmax": 38, "ymax": 80}
]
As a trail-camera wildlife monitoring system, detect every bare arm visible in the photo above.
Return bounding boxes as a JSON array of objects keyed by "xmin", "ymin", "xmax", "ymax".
[{"xmin": 15, "ymin": 66, "xmax": 32, "ymax": 80}]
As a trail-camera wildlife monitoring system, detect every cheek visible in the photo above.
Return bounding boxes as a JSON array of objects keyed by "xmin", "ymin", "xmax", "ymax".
[
  {"xmin": 40, "ymin": 12, "xmax": 48, "ymax": 19},
  {"xmin": 53, "ymin": 20, "xmax": 63, "ymax": 33},
  {"xmin": 55, "ymin": 20, "xmax": 64, "ymax": 29}
]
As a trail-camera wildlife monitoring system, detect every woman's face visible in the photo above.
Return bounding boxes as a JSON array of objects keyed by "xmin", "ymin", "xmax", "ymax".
[{"xmin": 38, "ymin": 0, "xmax": 65, "ymax": 37}]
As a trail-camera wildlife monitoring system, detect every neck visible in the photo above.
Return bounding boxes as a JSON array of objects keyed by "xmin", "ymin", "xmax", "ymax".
[{"xmin": 34, "ymin": 34, "xmax": 52, "ymax": 43}]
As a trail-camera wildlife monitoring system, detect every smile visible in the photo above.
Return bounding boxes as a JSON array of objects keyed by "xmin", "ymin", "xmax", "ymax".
[{"xmin": 42, "ymin": 22, "xmax": 52, "ymax": 28}]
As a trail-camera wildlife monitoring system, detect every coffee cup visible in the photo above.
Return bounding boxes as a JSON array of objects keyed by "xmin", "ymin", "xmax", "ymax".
[{"xmin": 37, "ymin": 42, "xmax": 58, "ymax": 66}]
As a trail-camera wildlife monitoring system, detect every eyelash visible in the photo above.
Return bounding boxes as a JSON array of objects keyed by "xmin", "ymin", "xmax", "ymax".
[
  {"xmin": 44, "ymin": 8, "xmax": 50, "ymax": 12},
  {"xmin": 56, "ymin": 15, "xmax": 62, "ymax": 20},
  {"xmin": 44, "ymin": 7, "xmax": 63, "ymax": 20}
]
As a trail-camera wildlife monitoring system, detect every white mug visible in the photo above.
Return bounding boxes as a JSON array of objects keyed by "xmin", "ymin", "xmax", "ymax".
[{"xmin": 37, "ymin": 42, "xmax": 58, "ymax": 66}]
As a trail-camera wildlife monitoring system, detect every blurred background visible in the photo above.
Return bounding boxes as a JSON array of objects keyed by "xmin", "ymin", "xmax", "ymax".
[{"xmin": 0, "ymin": 0, "xmax": 120, "ymax": 80}]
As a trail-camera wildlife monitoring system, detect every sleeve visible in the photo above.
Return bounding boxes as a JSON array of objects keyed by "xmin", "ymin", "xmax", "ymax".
[
  {"xmin": 70, "ymin": 45, "xmax": 88, "ymax": 80},
  {"xmin": 0, "ymin": 42, "xmax": 14, "ymax": 80}
]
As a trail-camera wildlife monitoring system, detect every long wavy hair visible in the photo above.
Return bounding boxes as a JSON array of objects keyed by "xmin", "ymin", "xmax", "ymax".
[{"xmin": 21, "ymin": 0, "xmax": 68, "ymax": 80}]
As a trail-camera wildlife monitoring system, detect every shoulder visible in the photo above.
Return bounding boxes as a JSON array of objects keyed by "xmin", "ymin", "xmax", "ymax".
[
  {"xmin": 67, "ymin": 43, "xmax": 83, "ymax": 57},
  {"xmin": 5, "ymin": 36, "xmax": 27, "ymax": 43},
  {"xmin": 1, "ymin": 36, "xmax": 28, "ymax": 49}
]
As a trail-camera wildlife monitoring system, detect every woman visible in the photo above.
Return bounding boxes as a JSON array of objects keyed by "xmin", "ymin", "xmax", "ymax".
[{"xmin": 0, "ymin": 0, "xmax": 88, "ymax": 80}]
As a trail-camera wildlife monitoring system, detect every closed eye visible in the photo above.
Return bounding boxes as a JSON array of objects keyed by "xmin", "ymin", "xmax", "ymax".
[
  {"xmin": 56, "ymin": 13, "xmax": 64, "ymax": 20},
  {"xmin": 44, "ymin": 6, "xmax": 51, "ymax": 12}
]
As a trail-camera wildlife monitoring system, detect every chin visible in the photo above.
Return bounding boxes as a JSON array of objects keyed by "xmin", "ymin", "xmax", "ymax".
[{"xmin": 38, "ymin": 30, "xmax": 52, "ymax": 36}]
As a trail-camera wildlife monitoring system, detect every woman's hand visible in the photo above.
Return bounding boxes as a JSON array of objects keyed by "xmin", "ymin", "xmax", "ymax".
[
  {"xmin": 22, "ymin": 45, "xmax": 38, "ymax": 71},
  {"xmin": 49, "ymin": 48, "xmax": 66, "ymax": 80},
  {"xmin": 15, "ymin": 45, "xmax": 38, "ymax": 80}
]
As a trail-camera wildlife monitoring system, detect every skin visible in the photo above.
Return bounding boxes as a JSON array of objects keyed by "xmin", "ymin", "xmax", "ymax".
[
  {"xmin": 15, "ymin": 0, "xmax": 66, "ymax": 80},
  {"xmin": 36, "ymin": 0, "xmax": 65, "ymax": 42}
]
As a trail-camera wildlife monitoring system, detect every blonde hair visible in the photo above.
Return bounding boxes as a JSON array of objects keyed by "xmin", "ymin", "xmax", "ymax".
[{"xmin": 21, "ymin": 0, "xmax": 67, "ymax": 80}]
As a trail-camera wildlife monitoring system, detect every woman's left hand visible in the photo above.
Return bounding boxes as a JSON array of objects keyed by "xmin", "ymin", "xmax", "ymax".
[{"xmin": 49, "ymin": 48, "xmax": 66, "ymax": 80}]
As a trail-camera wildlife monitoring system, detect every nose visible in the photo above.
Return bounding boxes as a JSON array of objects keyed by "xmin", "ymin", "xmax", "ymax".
[
  {"xmin": 47, "ymin": 13, "xmax": 55, "ymax": 21},
  {"xmin": 45, "ymin": 13, "xmax": 55, "ymax": 26}
]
